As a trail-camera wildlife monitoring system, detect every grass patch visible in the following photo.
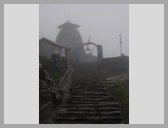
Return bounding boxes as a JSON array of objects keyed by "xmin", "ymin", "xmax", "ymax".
[
  {"xmin": 39, "ymin": 56, "xmax": 66, "ymax": 84},
  {"xmin": 115, "ymin": 79, "xmax": 129, "ymax": 123}
]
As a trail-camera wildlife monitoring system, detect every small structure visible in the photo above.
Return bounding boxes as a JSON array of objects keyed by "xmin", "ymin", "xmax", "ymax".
[
  {"xmin": 39, "ymin": 37, "xmax": 70, "ymax": 60},
  {"xmin": 76, "ymin": 40, "xmax": 103, "ymax": 63}
]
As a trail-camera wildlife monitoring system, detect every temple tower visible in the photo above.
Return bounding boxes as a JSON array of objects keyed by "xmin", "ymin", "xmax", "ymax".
[{"xmin": 56, "ymin": 21, "xmax": 83, "ymax": 63}]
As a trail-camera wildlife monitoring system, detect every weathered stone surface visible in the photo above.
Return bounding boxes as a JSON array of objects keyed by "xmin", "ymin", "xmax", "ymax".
[
  {"xmin": 39, "ymin": 64, "xmax": 63, "ymax": 123},
  {"xmin": 50, "ymin": 63, "xmax": 124, "ymax": 124},
  {"xmin": 40, "ymin": 57, "xmax": 129, "ymax": 124}
]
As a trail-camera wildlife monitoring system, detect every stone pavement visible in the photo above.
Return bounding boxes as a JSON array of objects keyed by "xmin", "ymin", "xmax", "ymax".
[{"xmin": 50, "ymin": 63, "xmax": 123, "ymax": 124}]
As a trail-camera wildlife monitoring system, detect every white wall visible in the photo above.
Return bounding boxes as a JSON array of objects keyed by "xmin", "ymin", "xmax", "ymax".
[{"xmin": 129, "ymin": 4, "xmax": 164, "ymax": 124}]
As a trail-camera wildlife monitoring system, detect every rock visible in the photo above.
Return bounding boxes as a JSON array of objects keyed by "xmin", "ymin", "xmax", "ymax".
[{"xmin": 39, "ymin": 64, "xmax": 63, "ymax": 108}]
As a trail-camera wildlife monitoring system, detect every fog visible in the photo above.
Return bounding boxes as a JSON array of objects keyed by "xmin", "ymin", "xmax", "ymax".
[{"xmin": 39, "ymin": 4, "xmax": 129, "ymax": 58}]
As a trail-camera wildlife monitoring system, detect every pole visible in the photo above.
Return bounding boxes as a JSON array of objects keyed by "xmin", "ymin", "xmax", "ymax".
[
  {"xmin": 119, "ymin": 33, "xmax": 122, "ymax": 56},
  {"xmin": 66, "ymin": 58, "xmax": 68, "ymax": 81}
]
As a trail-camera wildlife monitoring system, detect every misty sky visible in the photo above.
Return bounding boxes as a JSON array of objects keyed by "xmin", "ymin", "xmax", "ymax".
[{"xmin": 39, "ymin": 4, "xmax": 129, "ymax": 58}]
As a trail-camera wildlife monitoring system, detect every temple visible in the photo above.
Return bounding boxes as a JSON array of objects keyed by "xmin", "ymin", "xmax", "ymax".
[{"xmin": 56, "ymin": 21, "xmax": 84, "ymax": 63}]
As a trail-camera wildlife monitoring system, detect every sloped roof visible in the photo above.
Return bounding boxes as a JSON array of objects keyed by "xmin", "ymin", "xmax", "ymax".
[{"xmin": 39, "ymin": 37, "xmax": 69, "ymax": 49}]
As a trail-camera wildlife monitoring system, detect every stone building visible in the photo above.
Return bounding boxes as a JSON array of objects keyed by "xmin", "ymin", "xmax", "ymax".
[
  {"xmin": 56, "ymin": 21, "xmax": 85, "ymax": 62},
  {"xmin": 39, "ymin": 37, "xmax": 70, "ymax": 59}
]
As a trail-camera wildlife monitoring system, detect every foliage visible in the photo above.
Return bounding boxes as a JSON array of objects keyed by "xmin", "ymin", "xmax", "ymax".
[
  {"xmin": 39, "ymin": 56, "xmax": 66, "ymax": 83},
  {"xmin": 115, "ymin": 79, "xmax": 129, "ymax": 124}
]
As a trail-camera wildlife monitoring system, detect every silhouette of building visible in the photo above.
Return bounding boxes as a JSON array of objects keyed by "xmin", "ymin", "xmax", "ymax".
[
  {"xmin": 39, "ymin": 37, "xmax": 70, "ymax": 59},
  {"xmin": 56, "ymin": 21, "xmax": 84, "ymax": 62}
]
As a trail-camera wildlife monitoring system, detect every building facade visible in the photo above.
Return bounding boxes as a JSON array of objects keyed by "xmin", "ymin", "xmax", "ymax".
[
  {"xmin": 56, "ymin": 21, "xmax": 85, "ymax": 62},
  {"xmin": 39, "ymin": 38, "xmax": 70, "ymax": 59}
]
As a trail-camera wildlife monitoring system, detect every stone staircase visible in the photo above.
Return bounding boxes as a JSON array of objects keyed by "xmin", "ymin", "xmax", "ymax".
[{"xmin": 51, "ymin": 63, "xmax": 123, "ymax": 124}]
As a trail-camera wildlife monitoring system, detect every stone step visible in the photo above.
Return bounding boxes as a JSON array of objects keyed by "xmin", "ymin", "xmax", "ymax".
[
  {"xmin": 62, "ymin": 103, "xmax": 120, "ymax": 108},
  {"xmin": 70, "ymin": 88, "xmax": 107, "ymax": 91},
  {"xmin": 54, "ymin": 111, "xmax": 121, "ymax": 118},
  {"xmin": 65, "ymin": 100, "xmax": 118, "ymax": 104},
  {"xmin": 52, "ymin": 117, "xmax": 122, "ymax": 124},
  {"xmin": 68, "ymin": 96, "xmax": 116, "ymax": 99},
  {"xmin": 61, "ymin": 105, "xmax": 120, "ymax": 109},
  {"xmin": 69, "ymin": 88, "xmax": 107, "ymax": 91},
  {"xmin": 69, "ymin": 91, "xmax": 108, "ymax": 94},
  {"xmin": 72, "ymin": 79, "xmax": 98, "ymax": 81},
  {"xmin": 66, "ymin": 107, "xmax": 121, "ymax": 112},
  {"xmin": 69, "ymin": 88, "xmax": 108, "ymax": 91},
  {"xmin": 69, "ymin": 95, "xmax": 104, "ymax": 98},
  {"xmin": 70, "ymin": 93, "xmax": 110, "ymax": 96},
  {"xmin": 65, "ymin": 100, "xmax": 100, "ymax": 104},
  {"xmin": 71, "ymin": 85, "xmax": 99, "ymax": 87},
  {"xmin": 66, "ymin": 98, "xmax": 116, "ymax": 102},
  {"xmin": 70, "ymin": 90, "xmax": 106, "ymax": 92},
  {"xmin": 71, "ymin": 83, "xmax": 105, "ymax": 85}
]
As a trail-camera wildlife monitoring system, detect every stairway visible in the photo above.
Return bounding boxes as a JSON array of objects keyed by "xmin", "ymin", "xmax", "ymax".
[{"xmin": 51, "ymin": 63, "xmax": 123, "ymax": 124}]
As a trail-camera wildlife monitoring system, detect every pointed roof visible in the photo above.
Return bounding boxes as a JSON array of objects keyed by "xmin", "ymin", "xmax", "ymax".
[{"xmin": 58, "ymin": 21, "xmax": 80, "ymax": 29}]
